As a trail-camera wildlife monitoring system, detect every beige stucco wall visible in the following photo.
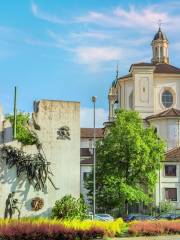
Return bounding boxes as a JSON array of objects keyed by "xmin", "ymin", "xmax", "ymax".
[
  {"xmin": 0, "ymin": 100, "xmax": 80, "ymax": 218},
  {"xmin": 155, "ymin": 162, "xmax": 180, "ymax": 208},
  {"xmin": 118, "ymin": 79, "xmax": 133, "ymax": 109},
  {"xmin": 80, "ymin": 138, "xmax": 93, "ymax": 149},
  {"xmin": 149, "ymin": 118, "xmax": 180, "ymax": 150},
  {"xmin": 115, "ymin": 71, "xmax": 180, "ymax": 119},
  {"xmin": 154, "ymin": 75, "xmax": 180, "ymax": 113}
]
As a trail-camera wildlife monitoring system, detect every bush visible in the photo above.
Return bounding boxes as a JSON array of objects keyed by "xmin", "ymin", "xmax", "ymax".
[
  {"xmin": 159, "ymin": 201, "xmax": 175, "ymax": 213},
  {"xmin": 51, "ymin": 195, "xmax": 88, "ymax": 220},
  {"xmin": 0, "ymin": 218, "xmax": 126, "ymax": 239},
  {"xmin": 128, "ymin": 220, "xmax": 180, "ymax": 236},
  {"xmin": 0, "ymin": 222, "xmax": 104, "ymax": 240},
  {"xmin": 6, "ymin": 113, "xmax": 38, "ymax": 145},
  {"xmin": 62, "ymin": 218, "xmax": 126, "ymax": 237}
]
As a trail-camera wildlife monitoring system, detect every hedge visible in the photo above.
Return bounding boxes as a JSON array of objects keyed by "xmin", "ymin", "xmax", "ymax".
[
  {"xmin": 0, "ymin": 218, "xmax": 126, "ymax": 239},
  {"xmin": 128, "ymin": 220, "xmax": 180, "ymax": 236}
]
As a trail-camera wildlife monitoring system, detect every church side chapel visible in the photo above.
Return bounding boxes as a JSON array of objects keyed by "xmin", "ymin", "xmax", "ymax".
[{"xmin": 108, "ymin": 27, "xmax": 180, "ymax": 208}]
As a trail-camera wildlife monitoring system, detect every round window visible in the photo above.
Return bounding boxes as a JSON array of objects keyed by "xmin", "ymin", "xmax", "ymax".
[{"xmin": 162, "ymin": 90, "xmax": 173, "ymax": 108}]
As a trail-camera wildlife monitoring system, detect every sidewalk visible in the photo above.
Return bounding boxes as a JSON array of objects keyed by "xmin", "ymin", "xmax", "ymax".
[{"xmin": 114, "ymin": 235, "xmax": 180, "ymax": 240}]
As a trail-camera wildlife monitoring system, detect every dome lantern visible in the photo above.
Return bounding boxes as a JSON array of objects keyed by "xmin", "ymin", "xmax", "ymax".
[{"xmin": 151, "ymin": 27, "xmax": 169, "ymax": 64}]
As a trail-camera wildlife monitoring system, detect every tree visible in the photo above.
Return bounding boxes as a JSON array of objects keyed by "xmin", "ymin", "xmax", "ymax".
[{"xmin": 85, "ymin": 110, "xmax": 165, "ymax": 215}]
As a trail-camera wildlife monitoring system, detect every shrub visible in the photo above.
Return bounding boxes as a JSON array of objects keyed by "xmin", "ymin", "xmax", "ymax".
[
  {"xmin": 128, "ymin": 220, "xmax": 180, "ymax": 236},
  {"xmin": 0, "ymin": 222, "xmax": 104, "ymax": 240},
  {"xmin": 51, "ymin": 195, "xmax": 88, "ymax": 220},
  {"xmin": 62, "ymin": 218, "xmax": 126, "ymax": 237},
  {"xmin": 159, "ymin": 201, "xmax": 175, "ymax": 213},
  {"xmin": 0, "ymin": 218, "xmax": 126, "ymax": 239},
  {"xmin": 6, "ymin": 113, "xmax": 38, "ymax": 145}
]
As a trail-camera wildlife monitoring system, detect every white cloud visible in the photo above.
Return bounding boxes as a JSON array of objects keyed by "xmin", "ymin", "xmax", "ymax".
[
  {"xmin": 74, "ymin": 47, "xmax": 122, "ymax": 64},
  {"xmin": 31, "ymin": 2, "xmax": 180, "ymax": 32},
  {"xmin": 77, "ymin": 5, "xmax": 180, "ymax": 31},
  {"xmin": 80, "ymin": 107, "xmax": 108, "ymax": 128},
  {"xmin": 71, "ymin": 31, "xmax": 110, "ymax": 40},
  {"xmin": 31, "ymin": 3, "xmax": 65, "ymax": 24},
  {"xmin": 113, "ymin": 6, "xmax": 168, "ymax": 29}
]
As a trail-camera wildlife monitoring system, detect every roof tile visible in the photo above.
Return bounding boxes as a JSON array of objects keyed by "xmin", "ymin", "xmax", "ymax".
[
  {"xmin": 146, "ymin": 108, "xmax": 180, "ymax": 120},
  {"xmin": 81, "ymin": 158, "xmax": 93, "ymax": 164},
  {"xmin": 166, "ymin": 147, "xmax": 180, "ymax": 161},
  {"xmin": 81, "ymin": 128, "xmax": 104, "ymax": 138}
]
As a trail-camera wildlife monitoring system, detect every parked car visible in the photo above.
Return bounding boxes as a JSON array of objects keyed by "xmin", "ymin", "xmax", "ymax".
[
  {"xmin": 94, "ymin": 214, "xmax": 114, "ymax": 221},
  {"xmin": 88, "ymin": 213, "xmax": 114, "ymax": 221},
  {"xmin": 156, "ymin": 213, "xmax": 180, "ymax": 220},
  {"xmin": 124, "ymin": 214, "xmax": 155, "ymax": 222}
]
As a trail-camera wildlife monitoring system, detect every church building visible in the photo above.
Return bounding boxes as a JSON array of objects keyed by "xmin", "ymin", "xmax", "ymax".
[{"xmin": 108, "ymin": 27, "xmax": 180, "ymax": 209}]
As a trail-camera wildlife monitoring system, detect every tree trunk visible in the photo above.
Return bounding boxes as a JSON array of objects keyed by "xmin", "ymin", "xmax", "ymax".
[{"xmin": 125, "ymin": 200, "xmax": 129, "ymax": 216}]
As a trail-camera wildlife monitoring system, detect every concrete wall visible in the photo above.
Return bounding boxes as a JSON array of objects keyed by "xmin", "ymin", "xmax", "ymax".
[{"xmin": 0, "ymin": 100, "xmax": 80, "ymax": 218}]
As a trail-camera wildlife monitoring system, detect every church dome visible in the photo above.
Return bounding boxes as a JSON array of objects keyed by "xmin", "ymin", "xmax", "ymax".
[{"xmin": 153, "ymin": 27, "xmax": 168, "ymax": 41}]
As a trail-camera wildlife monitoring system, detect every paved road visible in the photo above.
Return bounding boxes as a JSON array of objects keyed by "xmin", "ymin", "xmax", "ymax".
[{"xmin": 114, "ymin": 235, "xmax": 180, "ymax": 240}]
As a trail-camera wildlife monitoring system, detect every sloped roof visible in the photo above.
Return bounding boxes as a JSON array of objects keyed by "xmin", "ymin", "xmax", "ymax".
[
  {"xmin": 81, "ymin": 158, "xmax": 93, "ymax": 165},
  {"xmin": 166, "ymin": 147, "xmax": 180, "ymax": 161},
  {"xmin": 117, "ymin": 73, "xmax": 132, "ymax": 80},
  {"xmin": 154, "ymin": 63, "xmax": 180, "ymax": 74},
  {"xmin": 146, "ymin": 108, "xmax": 180, "ymax": 120},
  {"xmin": 153, "ymin": 27, "xmax": 168, "ymax": 41},
  {"xmin": 131, "ymin": 62, "xmax": 154, "ymax": 67},
  {"xmin": 81, "ymin": 128, "xmax": 104, "ymax": 138},
  {"xmin": 125, "ymin": 63, "xmax": 180, "ymax": 78}
]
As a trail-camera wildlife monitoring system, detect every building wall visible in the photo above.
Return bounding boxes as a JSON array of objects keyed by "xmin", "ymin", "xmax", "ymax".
[
  {"xmin": 118, "ymin": 79, "xmax": 133, "ymax": 109},
  {"xmin": 80, "ymin": 138, "xmax": 93, "ymax": 149},
  {"xmin": 155, "ymin": 162, "xmax": 180, "ymax": 208},
  {"xmin": 80, "ymin": 164, "xmax": 92, "ymax": 204},
  {"xmin": 0, "ymin": 100, "xmax": 80, "ymax": 218},
  {"xmin": 154, "ymin": 76, "xmax": 180, "ymax": 113},
  {"xmin": 150, "ymin": 118, "xmax": 180, "ymax": 150},
  {"xmin": 131, "ymin": 67, "xmax": 155, "ymax": 118}
]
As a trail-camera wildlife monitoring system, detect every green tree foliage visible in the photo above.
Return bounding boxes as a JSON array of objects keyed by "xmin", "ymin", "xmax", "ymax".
[
  {"xmin": 85, "ymin": 110, "xmax": 165, "ymax": 215},
  {"xmin": 6, "ymin": 113, "xmax": 38, "ymax": 145},
  {"xmin": 51, "ymin": 194, "xmax": 88, "ymax": 220}
]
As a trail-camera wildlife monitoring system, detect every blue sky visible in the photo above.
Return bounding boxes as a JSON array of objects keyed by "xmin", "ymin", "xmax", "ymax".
[{"xmin": 0, "ymin": 0, "xmax": 180, "ymax": 127}]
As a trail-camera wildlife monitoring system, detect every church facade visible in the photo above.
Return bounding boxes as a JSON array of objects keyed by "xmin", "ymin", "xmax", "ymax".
[{"xmin": 108, "ymin": 27, "xmax": 180, "ymax": 209}]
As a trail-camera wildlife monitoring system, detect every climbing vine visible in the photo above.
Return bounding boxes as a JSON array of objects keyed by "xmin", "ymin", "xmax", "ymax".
[
  {"xmin": 0, "ymin": 145, "xmax": 59, "ymax": 191},
  {"xmin": 6, "ymin": 113, "xmax": 38, "ymax": 145}
]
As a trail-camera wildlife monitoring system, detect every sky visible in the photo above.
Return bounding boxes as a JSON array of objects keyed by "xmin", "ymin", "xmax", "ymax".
[{"xmin": 0, "ymin": 0, "xmax": 180, "ymax": 127}]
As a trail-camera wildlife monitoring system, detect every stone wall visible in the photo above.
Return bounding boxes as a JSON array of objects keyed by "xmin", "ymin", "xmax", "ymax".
[{"xmin": 0, "ymin": 100, "xmax": 80, "ymax": 218}]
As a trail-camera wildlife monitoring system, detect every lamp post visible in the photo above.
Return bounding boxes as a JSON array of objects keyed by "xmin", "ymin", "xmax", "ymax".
[
  {"xmin": 13, "ymin": 86, "xmax": 17, "ymax": 139},
  {"xmin": 92, "ymin": 96, "xmax": 97, "ymax": 219}
]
